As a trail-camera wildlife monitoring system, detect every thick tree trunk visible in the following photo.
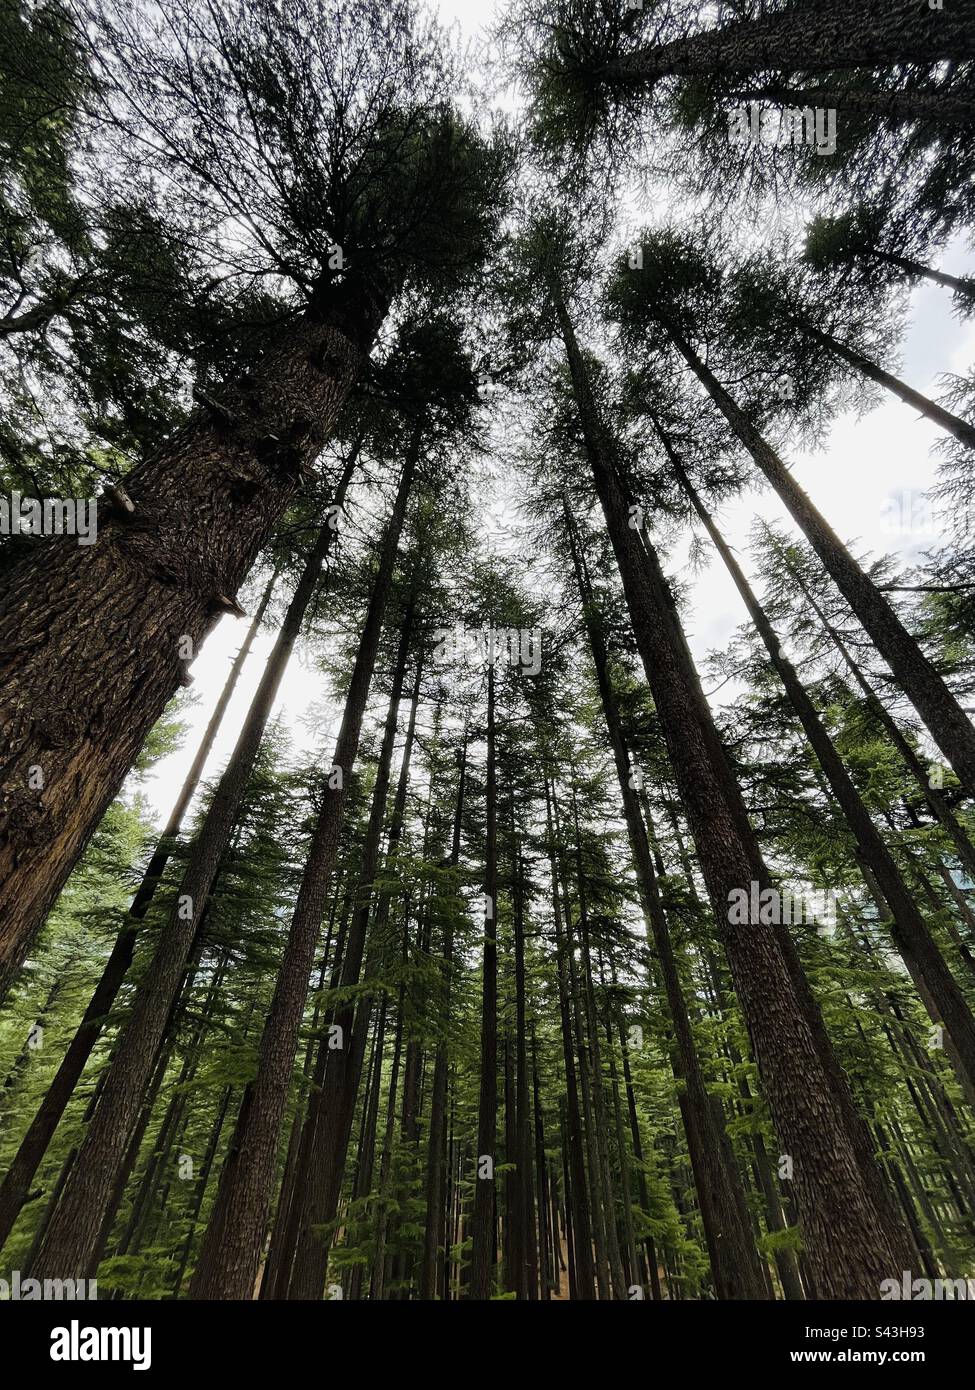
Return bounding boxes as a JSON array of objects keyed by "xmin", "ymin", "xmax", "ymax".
[
  {"xmin": 731, "ymin": 83, "xmax": 975, "ymax": 127},
  {"xmin": 469, "ymin": 661, "xmax": 498, "ymax": 1300},
  {"xmin": 553, "ymin": 290, "xmax": 913, "ymax": 1298},
  {"xmin": 664, "ymin": 321, "xmax": 975, "ymax": 801},
  {"xmin": 188, "ymin": 442, "xmax": 417, "ymax": 1299},
  {"xmin": 0, "ymin": 310, "xmax": 379, "ymax": 998},
  {"xmin": 0, "ymin": 569, "xmax": 275, "ymax": 1249},
  {"xmin": 604, "ymin": 2, "xmax": 970, "ymax": 86},
  {"xmin": 26, "ymin": 460, "xmax": 357, "ymax": 1284},
  {"xmin": 672, "ymin": 454, "xmax": 975, "ymax": 1098},
  {"xmin": 563, "ymin": 502, "xmax": 767, "ymax": 1299}
]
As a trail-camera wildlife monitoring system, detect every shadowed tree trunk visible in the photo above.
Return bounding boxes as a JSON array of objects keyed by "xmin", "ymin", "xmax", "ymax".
[
  {"xmin": 0, "ymin": 303, "xmax": 384, "ymax": 999},
  {"xmin": 603, "ymin": 2, "xmax": 969, "ymax": 87},
  {"xmin": 419, "ymin": 734, "xmax": 467, "ymax": 1299},
  {"xmin": 563, "ymin": 500, "xmax": 767, "ymax": 1300},
  {"xmin": 26, "ymin": 447, "xmax": 368, "ymax": 1285},
  {"xmin": 0, "ymin": 568, "xmax": 275, "ymax": 1249},
  {"xmin": 282, "ymin": 632, "xmax": 424, "ymax": 1300},
  {"xmin": 784, "ymin": 312, "xmax": 975, "ymax": 451},
  {"xmin": 670, "ymin": 449, "xmax": 975, "ymax": 1098},
  {"xmin": 661, "ymin": 318, "xmax": 975, "ymax": 801},
  {"xmin": 551, "ymin": 284, "xmax": 914, "ymax": 1298},
  {"xmin": 187, "ymin": 439, "xmax": 418, "ymax": 1299},
  {"xmin": 469, "ymin": 661, "xmax": 498, "ymax": 1299}
]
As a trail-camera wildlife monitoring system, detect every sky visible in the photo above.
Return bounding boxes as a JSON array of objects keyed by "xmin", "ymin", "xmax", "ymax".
[{"xmin": 137, "ymin": 0, "xmax": 975, "ymax": 828}]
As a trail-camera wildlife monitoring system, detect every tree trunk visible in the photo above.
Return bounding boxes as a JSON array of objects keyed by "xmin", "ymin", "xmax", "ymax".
[
  {"xmin": 188, "ymin": 440, "xmax": 417, "ymax": 1299},
  {"xmin": 553, "ymin": 288, "xmax": 913, "ymax": 1298},
  {"xmin": 419, "ymin": 735, "xmax": 467, "ymax": 1299},
  {"xmin": 0, "ymin": 568, "xmax": 275, "ymax": 1249},
  {"xmin": 663, "ymin": 320, "xmax": 975, "ymax": 800},
  {"xmin": 731, "ymin": 83, "xmax": 975, "ymax": 127},
  {"xmin": 26, "ymin": 458, "xmax": 358, "ymax": 1284},
  {"xmin": 787, "ymin": 312, "xmax": 975, "ymax": 451},
  {"xmin": 671, "ymin": 452, "xmax": 975, "ymax": 1099},
  {"xmin": 562, "ymin": 501, "xmax": 767, "ymax": 1299},
  {"xmin": 604, "ymin": 2, "xmax": 969, "ymax": 86},
  {"xmin": 544, "ymin": 778, "xmax": 596, "ymax": 1299},
  {"xmin": 0, "ymin": 309, "xmax": 380, "ymax": 998},
  {"xmin": 282, "ymin": 634, "xmax": 424, "ymax": 1299},
  {"xmin": 469, "ymin": 661, "xmax": 498, "ymax": 1300},
  {"xmin": 777, "ymin": 549, "xmax": 975, "ymax": 884}
]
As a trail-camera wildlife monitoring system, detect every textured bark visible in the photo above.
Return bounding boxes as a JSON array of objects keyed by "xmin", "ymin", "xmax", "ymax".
[
  {"xmin": 27, "ymin": 459, "xmax": 358, "ymax": 1284},
  {"xmin": 553, "ymin": 289, "xmax": 912, "ymax": 1298},
  {"xmin": 469, "ymin": 661, "xmax": 498, "ymax": 1300},
  {"xmin": 544, "ymin": 778, "xmax": 596, "ymax": 1299},
  {"xmin": 282, "ymin": 625, "xmax": 422, "ymax": 1300},
  {"xmin": 189, "ymin": 443, "xmax": 417, "ymax": 1299},
  {"xmin": 664, "ymin": 320, "xmax": 975, "ymax": 801},
  {"xmin": 0, "ymin": 307, "xmax": 378, "ymax": 998},
  {"xmin": 604, "ymin": 1, "xmax": 972, "ymax": 85},
  {"xmin": 731, "ymin": 83, "xmax": 975, "ymax": 126},
  {"xmin": 563, "ymin": 502, "xmax": 767, "ymax": 1299},
  {"xmin": 419, "ymin": 736, "xmax": 467, "ymax": 1300},
  {"xmin": 0, "ymin": 571, "xmax": 274, "ymax": 1250},
  {"xmin": 672, "ymin": 455, "xmax": 975, "ymax": 1098},
  {"xmin": 512, "ymin": 841, "xmax": 538, "ymax": 1300}
]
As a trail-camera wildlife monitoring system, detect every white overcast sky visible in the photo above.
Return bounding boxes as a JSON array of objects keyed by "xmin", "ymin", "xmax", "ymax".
[{"xmin": 138, "ymin": 0, "xmax": 974, "ymax": 827}]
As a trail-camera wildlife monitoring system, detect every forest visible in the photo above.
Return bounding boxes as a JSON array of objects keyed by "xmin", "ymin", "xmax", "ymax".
[{"xmin": 1, "ymin": 0, "xmax": 975, "ymax": 1311}]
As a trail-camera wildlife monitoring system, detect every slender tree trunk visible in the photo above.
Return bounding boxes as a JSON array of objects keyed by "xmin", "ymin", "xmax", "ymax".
[
  {"xmin": 419, "ymin": 736, "xmax": 467, "ymax": 1299},
  {"xmin": 786, "ymin": 312, "xmax": 975, "ymax": 450},
  {"xmin": 283, "ymin": 637, "xmax": 424, "ymax": 1299},
  {"xmin": 553, "ymin": 288, "xmax": 913, "ymax": 1297},
  {"xmin": 469, "ymin": 662, "xmax": 498, "ymax": 1299},
  {"xmin": 544, "ymin": 778, "xmax": 596, "ymax": 1299},
  {"xmin": 562, "ymin": 498, "xmax": 767, "ymax": 1299},
  {"xmin": 0, "ymin": 306, "xmax": 382, "ymax": 997},
  {"xmin": 188, "ymin": 441, "xmax": 418, "ymax": 1299},
  {"xmin": 0, "ymin": 569, "xmax": 275, "ymax": 1249},
  {"xmin": 662, "ymin": 320, "xmax": 975, "ymax": 800},
  {"xmin": 27, "ymin": 459, "xmax": 358, "ymax": 1283},
  {"xmin": 672, "ymin": 453, "xmax": 975, "ymax": 1097},
  {"xmin": 778, "ymin": 550, "xmax": 975, "ymax": 884}
]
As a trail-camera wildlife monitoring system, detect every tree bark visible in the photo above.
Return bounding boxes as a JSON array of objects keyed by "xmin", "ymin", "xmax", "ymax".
[
  {"xmin": 27, "ymin": 451, "xmax": 362, "ymax": 1284},
  {"xmin": 0, "ymin": 308, "xmax": 380, "ymax": 998},
  {"xmin": 604, "ymin": 2, "xmax": 971, "ymax": 86},
  {"xmin": 469, "ymin": 661, "xmax": 498, "ymax": 1300},
  {"xmin": 0, "ymin": 568, "xmax": 275, "ymax": 1249},
  {"xmin": 553, "ymin": 287, "xmax": 913, "ymax": 1298},
  {"xmin": 787, "ymin": 312, "xmax": 975, "ymax": 451},
  {"xmin": 663, "ymin": 319, "xmax": 975, "ymax": 801},
  {"xmin": 187, "ymin": 440, "xmax": 417, "ymax": 1299},
  {"xmin": 671, "ymin": 452, "xmax": 975, "ymax": 1099},
  {"xmin": 563, "ymin": 500, "xmax": 767, "ymax": 1299}
]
